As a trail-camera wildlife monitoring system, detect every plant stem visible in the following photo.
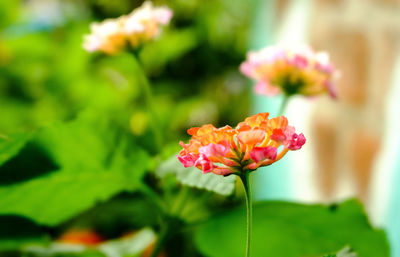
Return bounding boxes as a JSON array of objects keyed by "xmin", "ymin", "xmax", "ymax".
[
  {"xmin": 140, "ymin": 183, "xmax": 167, "ymax": 214},
  {"xmin": 149, "ymin": 221, "xmax": 170, "ymax": 257},
  {"xmin": 240, "ymin": 171, "xmax": 252, "ymax": 257},
  {"xmin": 149, "ymin": 186, "xmax": 191, "ymax": 257},
  {"xmin": 278, "ymin": 95, "xmax": 289, "ymax": 116},
  {"xmin": 172, "ymin": 186, "xmax": 190, "ymax": 216},
  {"xmin": 130, "ymin": 54, "xmax": 163, "ymax": 149}
]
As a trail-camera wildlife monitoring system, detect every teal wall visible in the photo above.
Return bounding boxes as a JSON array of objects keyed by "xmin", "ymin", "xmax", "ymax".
[
  {"xmin": 386, "ymin": 60, "xmax": 400, "ymax": 257},
  {"xmin": 248, "ymin": 0, "xmax": 293, "ymax": 200},
  {"xmin": 388, "ymin": 158, "xmax": 400, "ymax": 257}
]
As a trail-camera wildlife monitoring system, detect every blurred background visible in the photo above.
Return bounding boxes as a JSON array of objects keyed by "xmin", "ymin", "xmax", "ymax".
[
  {"xmin": 1, "ymin": 0, "xmax": 400, "ymax": 256},
  {"xmin": 250, "ymin": 0, "xmax": 400, "ymax": 256},
  {"xmin": 248, "ymin": 2, "xmax": 400, "ymax": 257}
]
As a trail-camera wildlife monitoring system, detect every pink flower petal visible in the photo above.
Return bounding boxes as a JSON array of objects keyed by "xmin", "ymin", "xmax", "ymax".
[
  {"xmin": 199, "ymin": 143, "xmax": 229, "ymax": 158},
  {"xmin": 194, "ymin": 154, "xmax": 215, "ymax": 173},
  {"xmin": 290, "ymin": 54, "xmax": 308, "ymax": 69},
  {"xmin": 249, "ymin": 146, "xmax": 277, "ymax": 163},
  {"xmin": 254, "ymin": 81, "xmax": 280, "ymax": 96},
  {"xmin": 286, "ymin": 133, "xmax": 306, "ymax": 150},
  {"xmin": 154, "ymin": 8, "xmax": 173, "ymax": 24},
  {"xmin": 177, "ymin": 153, "xmax": 198, "ymax": 168}
]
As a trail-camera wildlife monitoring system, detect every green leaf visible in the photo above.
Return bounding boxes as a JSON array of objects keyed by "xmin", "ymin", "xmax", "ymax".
[
  {"xmin": 0, "ymin": 111, "xmax": 150, "ymax": 226},
  {"xmin": 323, "ymin": 246, "xmax": 359, "ymax": 257},
  {"xmin": 139, "ymin": 29, "xmax": 198, "ymax": 74},
  {"xmin": 0, "ymin": 132, "xmax": 31, "ymax": 166},
  {"xmin": 155, "ymin": 155, "xmax": 236, "ymax": 196},
  {"xmin": 195, "ymin": 199, "xmax": 389, "ymax": 257},
  {"xmin": 65, "ymin": 193, "xmax": 159, "ymax": 236}
]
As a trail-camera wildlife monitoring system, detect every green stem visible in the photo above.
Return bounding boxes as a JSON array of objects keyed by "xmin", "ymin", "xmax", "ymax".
[
  {"xmin": 130, "ymin": 55, "xmax": 163, "ymax": 149},
  {"xmin": 149, "ymin": 186, "xmax": 191, "ymax": 257},
  {"xmin": 172, "ymin": 186, "xmax": 190, "ymax": 216},
  {"xmin": 140, "ymin": 184, "xmax": 167, "ymax": 215},
  {"xmin": 240, "ymin": 171, "xmax": 252, "ymax": 257},
  {"xmin": 149, "ymin": 221, "xmax": 170, "ymax": 257},
  {"xmin": 278, "ymin": 95, "xmax": 290, "ymax": 116}
]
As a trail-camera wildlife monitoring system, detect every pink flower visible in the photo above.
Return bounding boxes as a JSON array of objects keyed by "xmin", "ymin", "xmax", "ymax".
[
  {"xmin": 177, "ymin": 113, "xmax": 305, "ymax": 175},
  {"xmin": 240, "ymin": 45, "xmax": 338, "ymax": 98},
  {"xmin": 83, "ymin": 1, "xmax": 173, "ymax": 54},
  {"xmin": 83, "ymin": 19, "xmax": 125, "ymax": 54}
]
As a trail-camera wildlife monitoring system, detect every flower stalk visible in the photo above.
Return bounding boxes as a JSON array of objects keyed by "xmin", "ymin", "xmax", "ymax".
[
  {"xmin": 131, "ymin": 55, "xmax": 163, "ymax": 149},
  {"xmin": 278, "ymin": 95, "xmax": 289, "ymax": 116},
  {"xmin": 149, "ymin": 221, "xmax": 170, "ymax": 257},
  {"xmin": 239, "ymin": 170, "xmax": 252, "ymax": 257}
]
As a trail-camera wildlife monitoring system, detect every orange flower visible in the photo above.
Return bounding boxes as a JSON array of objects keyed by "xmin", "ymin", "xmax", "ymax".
[
  {"xmin": 178, "ymin": 113, "xmax": 305, "ymax": 175},
  {"xmin": 58, "ymin": 229, "xmax": 104, "ymax": 246}
]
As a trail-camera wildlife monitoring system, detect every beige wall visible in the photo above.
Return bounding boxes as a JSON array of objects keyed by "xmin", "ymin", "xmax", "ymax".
[{"xmin": 273, "ymin": 0, "xmax": 400, "ymax": 205}]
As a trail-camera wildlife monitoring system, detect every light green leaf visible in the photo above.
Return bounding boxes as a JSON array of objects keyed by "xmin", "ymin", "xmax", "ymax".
[
  {"xmin": 195, "ymin": 199, "xmax": 389, "ymax": 257},
  {"xmin": 98, "ymin": 228, "xmax": 155, "ymax": 257},
  {"xmin": 0, "ymin": 132, "xmax": 31, "ymax": 166},
  {"xmin": 156, "ymin": 155, "xmax": 236, "ymax": 196},
  {"xmin": 0, "ymin": 111, "xmax": 150, "ymax": 226}
]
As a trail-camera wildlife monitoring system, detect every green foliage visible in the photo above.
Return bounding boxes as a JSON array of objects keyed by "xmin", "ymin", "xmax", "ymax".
[
  {"xmin": 322, "ymin": 246, "xmax": 359, "ymax": 257},
  {"xmin": 195, "ymin": 200, "xmax": 389, "ymax": 257},
  {"xmin": 140, "ymin": 29, "xmax": 199, "ymax": 74},
  {"xmin": 0, "ymin": 0, "xmax": 20, "ymax": 29},
  {"xmin": 0, "ymin": 111, "xmax": 150, "ymax": 226},
  {"xmin": 0, "ymin": 215, "xmax": 50, "ymax": 251},
  {"xmin": 65, "ymin": 194, "xmax": 159, "ymax": 237},
  {"xmin": 0, "ymin": 132, "xmax": 31, "ymax": 165}
]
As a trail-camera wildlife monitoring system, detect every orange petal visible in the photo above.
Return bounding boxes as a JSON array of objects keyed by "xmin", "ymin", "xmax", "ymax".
[{"xmin": 237, "ymin": 129, "xmax": 266, "ymax": 145}]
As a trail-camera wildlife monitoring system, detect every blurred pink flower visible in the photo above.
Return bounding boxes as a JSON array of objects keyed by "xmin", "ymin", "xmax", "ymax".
[
  {"xmin": 123, "ymin": 1, "xmax": 173, "ymax": 47},
  {"xmin": 83, "ymin": 19, "xmax": 125, "ymax": 54},
  {"xmin": 240, "ymin": 45, "xmax": 338, "ymax": 98},
  {"xmin": 83, "ymin": 1, "xmax": 173, "ymax": 54}
]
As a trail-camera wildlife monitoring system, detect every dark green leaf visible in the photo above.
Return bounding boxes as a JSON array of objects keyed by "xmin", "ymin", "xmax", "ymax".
[
  {"xmin": 0, "ymin": 215, "xmax": 50, "ymax": 251},
  {"xmin": 0, "ymin": 111, "xmax": 150, "ymax": 226}
]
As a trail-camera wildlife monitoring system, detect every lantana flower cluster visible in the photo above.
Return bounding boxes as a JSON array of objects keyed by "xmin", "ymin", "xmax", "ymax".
[
  {"xmin": 83, "ymin": 1, "xmax": 173, "ymax": 54},
  {"xmin": 240, "ymin": 45, "xmax": 337, "ymax": 98},
  {"xmin": 178, "ymin": 113, "xmax": 305, "ymax": 175}
]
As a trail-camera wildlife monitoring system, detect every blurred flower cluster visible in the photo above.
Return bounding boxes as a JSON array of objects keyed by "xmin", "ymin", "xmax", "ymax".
[
  {"xmin": 178, "ymin": 112, "xmax": 305, "ymax": 175},
  {"xmin": 83, "ymin": 1, "xmax": 173, "ymax": 54},
  {"xmin": 240, "ymin": 45, "xmax": 337, "ymax": 98}
]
